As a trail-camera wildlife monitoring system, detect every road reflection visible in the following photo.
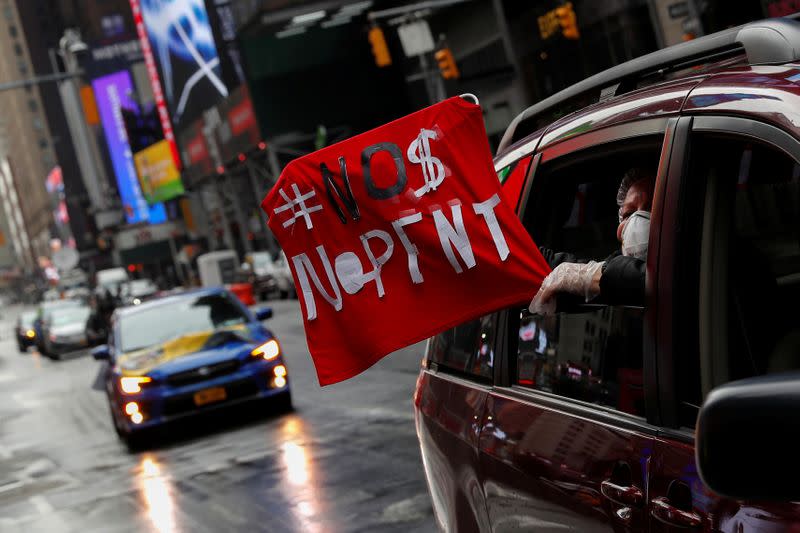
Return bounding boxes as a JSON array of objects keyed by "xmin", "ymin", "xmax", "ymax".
[
  {"xmin": 279, "ymin": 416, "xmax": 323, "ymax": 532},
  {"xmin": 138, "ymin": 455, "xmax": 177, "ymax": 533}
]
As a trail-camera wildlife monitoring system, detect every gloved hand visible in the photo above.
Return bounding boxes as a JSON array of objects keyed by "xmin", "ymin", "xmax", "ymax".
[{"xmin": 529, "ymin": 261, "xmax": 604, "ymax": 315}]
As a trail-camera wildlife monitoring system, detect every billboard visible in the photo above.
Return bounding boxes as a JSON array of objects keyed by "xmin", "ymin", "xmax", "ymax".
[
  {"xmin": 216, "ymin": 84, "xmax": 261, "ymax": 163},
  {"xmin": 92, "ymin": 70, "xmax": 167, "ymax": 224},
  {"xmin": 134, "ymin": 139, "xmax": 185, "ymax": 204},
  {"xmin": 177, "ymin": 116, "xmax": 213, "ymax": 188},
  {"xmin": 133, "ymin": 0, "xmax": 229, "ymax": 131}
]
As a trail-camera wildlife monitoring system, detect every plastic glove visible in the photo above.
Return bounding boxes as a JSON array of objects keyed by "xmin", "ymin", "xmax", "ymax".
[{"xmin": 529, "ymin": 261, "xmax": 604, "ymax": 316}]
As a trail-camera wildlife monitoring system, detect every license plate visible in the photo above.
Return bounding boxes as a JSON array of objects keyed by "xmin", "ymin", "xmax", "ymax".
[{"xmin": 194, "ymin": 387, "xmax": 227, "ymax": 406}]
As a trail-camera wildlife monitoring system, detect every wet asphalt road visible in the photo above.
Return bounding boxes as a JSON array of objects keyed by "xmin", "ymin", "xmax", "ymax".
[{"xmin": 0, "ymin": 300, "xmax": 436, "ymax": 533}]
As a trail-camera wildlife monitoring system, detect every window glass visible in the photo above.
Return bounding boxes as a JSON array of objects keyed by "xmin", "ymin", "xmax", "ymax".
[
  {"xmin": 513, "ymin": 137, "xmax": 663, "ymax": 418},
  {"xmin": 518, "ymin": 308, "xmax": 645, "ymax": 415},
  {"xmin": 708, "ymin": 137, "xmax": 800, "ymax": 381},
  {"xmin": 497, "ymin": 154, "xmax": 533, "ymax": 210},
  {"xmin": 428, "ymin": 315, "xmax": 494, "ymax": 380},
  {"xmin": 119, "ymin": 293, "xmax": 248, "ymax": 353}
]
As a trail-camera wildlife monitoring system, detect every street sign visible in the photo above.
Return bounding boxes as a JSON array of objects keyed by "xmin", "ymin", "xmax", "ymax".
[{"xmin": 397, "ymin": 20, "xmax": 435, "ymax": 57}]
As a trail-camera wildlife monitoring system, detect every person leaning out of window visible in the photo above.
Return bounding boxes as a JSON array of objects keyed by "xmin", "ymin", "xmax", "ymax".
[{"xmin": 529, "ymin": 168, "xmax": 655, "ymax": 315}]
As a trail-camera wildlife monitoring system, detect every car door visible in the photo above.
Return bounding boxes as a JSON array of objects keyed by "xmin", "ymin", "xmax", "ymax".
[
  {"xmin": 415, "ymin": 148, "xmax": 538, "ymax": 532},
  {"xmin": 648, "ymin": 116, "xmax": 800, "ymax": 531},
  {"xmin": 477, "ymin": 118, "xmax": 676, "ymax": 532}
]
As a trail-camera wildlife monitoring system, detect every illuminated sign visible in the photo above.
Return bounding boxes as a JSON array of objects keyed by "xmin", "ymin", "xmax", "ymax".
[
  {"xmin": 131, "ymin": 0, "xmax": 228, "ymax": 131},
  {"xmin": 134, "ymin": 139, "xmax": 185, "ymax": 204},
  {"xmin": 129, "ymin": 0, "xmax": 180, "ymax": 167},
  {"xmin": 92, "ymin": 70, "xmax": 166, "ymax": 224}
]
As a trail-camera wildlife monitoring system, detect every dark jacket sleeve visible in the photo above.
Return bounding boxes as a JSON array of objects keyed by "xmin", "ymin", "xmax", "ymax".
[
  {"xmin": 599, "ymin": 252, "xmax": 646, "ymax": 306},
  {"xmin": 538, "ymin": 247, "xmax": 586, "ymax": 269}
]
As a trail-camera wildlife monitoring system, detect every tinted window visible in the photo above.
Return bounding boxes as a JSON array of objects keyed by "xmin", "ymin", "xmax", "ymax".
[
  {"xmin": 428, "ymin": 315, "xmax": 494, "ymax": 380},
  {"xmin": 696, "ymin": 136, "xmax": 800, "ymax": 386},
  {"xmin": 517, "ymin": 308, "xmax": 645, "ymax": 415},
  {"xmin": 119, "ymin": 293, "xmax": 248, "ymax": 352},
  {"xmin": 512, "ymin": 137, "xmax": 663, "ymax": 418}
]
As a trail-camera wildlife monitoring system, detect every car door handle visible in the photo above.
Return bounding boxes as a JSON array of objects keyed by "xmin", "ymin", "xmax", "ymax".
[
  {"xmin": 600, "ymin": 479, "xmax": 644, "ymax": 507},
  {"xmin": 651, "ymin": 497, "xmax": 701, "ymax": 528}
]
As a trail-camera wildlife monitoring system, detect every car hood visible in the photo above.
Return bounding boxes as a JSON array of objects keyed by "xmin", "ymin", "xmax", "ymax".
[{"xmin": 117, "ymin": 324, "xmax": 268, "ymax": 377}]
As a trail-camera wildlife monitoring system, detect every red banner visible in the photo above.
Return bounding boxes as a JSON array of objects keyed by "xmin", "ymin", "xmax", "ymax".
[{"xmin": 262, "ymin": 97, "xmax": 550, "ymax": 385}]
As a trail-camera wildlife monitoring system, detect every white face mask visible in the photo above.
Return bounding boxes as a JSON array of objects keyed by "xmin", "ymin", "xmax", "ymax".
[{"xmin": 621, "ymin": 210, "xmax": 650, "ymax": 260}]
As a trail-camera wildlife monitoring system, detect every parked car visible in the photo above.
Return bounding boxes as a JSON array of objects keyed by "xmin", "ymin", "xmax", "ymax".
[
  {"xmin": 414, "ymin": 17, "xmax": 800, "ymax": 532},
  {"xmin": 14, "ymin": 310, "xmax": 38, "ymax": 353},
  {"xmin": 93, "ymin": 287, "xmax": 290, "ymax": 448},
  {"xmin": 40, "ymin": 305, "xmax": 91, "ymax": 358}
]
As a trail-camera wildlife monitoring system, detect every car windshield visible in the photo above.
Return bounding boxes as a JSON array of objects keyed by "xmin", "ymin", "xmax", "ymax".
[
  {"xmin": 119, "ymin": 293, "xmax": 249, "ymax": 352},
  {"xmin": 50, "ymin": 307, "xmax": 91, "ymax": 326}
]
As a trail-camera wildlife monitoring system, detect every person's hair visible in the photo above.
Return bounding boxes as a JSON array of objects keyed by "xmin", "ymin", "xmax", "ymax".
[{"xmin": 617, "ymin": 167, "xmax": 656, "ymax": 207}]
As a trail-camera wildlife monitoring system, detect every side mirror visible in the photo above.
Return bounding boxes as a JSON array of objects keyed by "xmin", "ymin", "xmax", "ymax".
[
  {"xmin": 91, "ymin": 344, "xmax": 110, "ymax": 361},
  {"xmin": 697, "ymin": 371, "xmax": 800, "ymax": 501},
  {"xmin": 255, "ymin": 307, "xmax": 273, "ymax": 321}
]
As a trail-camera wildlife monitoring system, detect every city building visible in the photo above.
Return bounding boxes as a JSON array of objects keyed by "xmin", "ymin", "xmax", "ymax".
[{"xmin": 0, "ymin": 0, "xmax": 58, "ymax": 266}]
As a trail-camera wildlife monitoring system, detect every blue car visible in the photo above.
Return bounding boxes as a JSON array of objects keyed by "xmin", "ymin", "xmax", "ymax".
[{"xmin": 93, "ymin": 287, "xmax": 291, "ymax": 447}]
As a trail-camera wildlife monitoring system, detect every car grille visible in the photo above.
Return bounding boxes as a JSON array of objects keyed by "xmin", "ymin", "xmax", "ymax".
[
  {"xmin": 166, "ymin": 360, "xmax": 241, "ymax": 387},
  {"xmin": 161, "ymin": 379, "xmax": 259, "ymax": 417}
]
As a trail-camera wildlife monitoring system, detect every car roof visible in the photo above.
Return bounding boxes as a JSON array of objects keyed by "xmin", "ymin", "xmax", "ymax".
[
  {"xmin": 114, "ymin": 286, "xmax": 232, "ymax": 318},
  {"xmin": 498, "ymin": 16, "xmax": 800, "ymax": 155}
]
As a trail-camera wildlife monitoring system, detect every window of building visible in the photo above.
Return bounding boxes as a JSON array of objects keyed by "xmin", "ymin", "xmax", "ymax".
[
  {"xmin": 9, "ymin": 24, "xmax": 16, "ymax": 36},
  {"xmin": 13, "ymin": 43, "xmax": 22, "ymax": 56},
  {"xmin": 510, "ymin": 135, "xmax": 664, "ymax": 418},
  {"xmin": 428, "ymin": 314, "xmax": 495, "ymax": 380},
  {"xmin": 38, "ymin": 138, "xmax": 48, "ymax": 149},
  {"xmin": 28, "ymin": 99, "xmax": 37, "ymax": 112}
]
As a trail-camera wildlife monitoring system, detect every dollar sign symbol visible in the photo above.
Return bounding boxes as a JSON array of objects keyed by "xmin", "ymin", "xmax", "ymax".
[{"xmin": 407, "ymin": 128, "xmax": 445, "ymax": 197}]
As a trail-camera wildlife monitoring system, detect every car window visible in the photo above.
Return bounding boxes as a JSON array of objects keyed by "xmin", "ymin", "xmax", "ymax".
[
  {"xmin": 428, "ymin": 314, "xmax": 495, "ymax": 381},
  {"xmin": 119, "ymin": 293, "xmax": 249, "ymax": 352},
  {"xmin": 510, "ymin": 136, "xmax": 664, "ymax": 418},
  {"xmin": 692, "ymin": 134, "xmax": 800, "ymax": 422}
]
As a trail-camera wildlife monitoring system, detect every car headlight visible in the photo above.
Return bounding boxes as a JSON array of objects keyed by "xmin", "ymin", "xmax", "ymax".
[
  {"xmin": 120, "ymin": 376, "xmax": 152, "ymax": 394},
  {"xmin": 251, "ymin": 339, "xmax": 280, "ymax": 360}
]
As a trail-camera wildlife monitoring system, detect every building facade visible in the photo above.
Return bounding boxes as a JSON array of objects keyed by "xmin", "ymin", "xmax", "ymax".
[{"xmin": 0, "ymin": 0, "xmax": 58, "ymax": 266}]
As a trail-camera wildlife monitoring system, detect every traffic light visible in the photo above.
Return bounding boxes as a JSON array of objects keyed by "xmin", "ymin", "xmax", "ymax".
[
  {"xmin": 556, "ymin": 2, "xmax": 580, "ymax": 40},
  {"xmin": 368, "ymin": 26, "xmax": 391, "ymax": 67},
  {"xmin": 435, "ymin": 47, "xmax": 460, "ymax": 80}
]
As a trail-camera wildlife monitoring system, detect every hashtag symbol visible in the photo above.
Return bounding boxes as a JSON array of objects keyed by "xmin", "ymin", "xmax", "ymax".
[
  {"xmin": 272, "ymin": 184, "xmax": 323, "ymax": 230},
  {"xmin": 407, "ymin": 128, "xmax": 445, "ymax": 197}
]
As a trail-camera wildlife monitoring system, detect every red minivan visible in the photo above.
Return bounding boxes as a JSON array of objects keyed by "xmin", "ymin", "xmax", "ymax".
[{"xmin": 414, "ymin": 17, "xmax": 800, "ymax": 532}]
